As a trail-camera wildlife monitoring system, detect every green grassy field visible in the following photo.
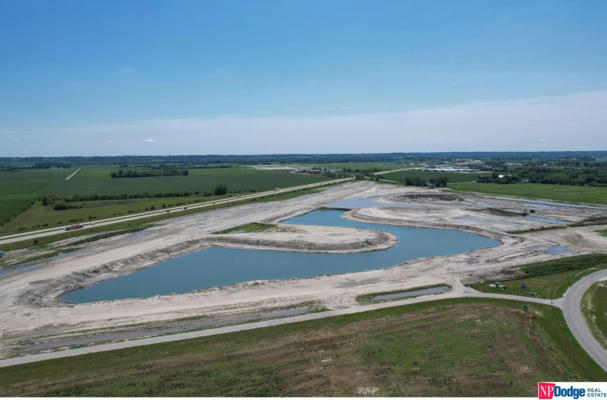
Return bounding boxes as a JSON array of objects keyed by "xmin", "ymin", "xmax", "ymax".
[
  {"xmin": 0, "ymin": 166, "xmax": 331, "ymax": 235},
  {"xmin": 449, "ymin": 182, "xmax": 607, "ymax": 205},
  {"xmin": 0, "ymin": 187, "xmax": 325, "ymax": 256},
  {"xmin": 469, "ymin": 254, "xmax": 607, "ymax": 299},
  {"xmin": 0, "ymin": 298, "xmax": 604, "ymax": 396},
  {"xmin": 582, "ymin": 281, "xmax": 607, "ymax": 349},
  {"xmin": 383, "ymin": 170, "xmax": 488, "ymax": 184},
  {"xmin": 48, "ymin": 166, "xmax": 330, "ymax": 197},
  {"xmin": 0, "ymin": 168, "xmax": 69, "ymax": 226},
  {"xmin": 598, "ymin": 229, "xmax": 607, "ymax": 237}
]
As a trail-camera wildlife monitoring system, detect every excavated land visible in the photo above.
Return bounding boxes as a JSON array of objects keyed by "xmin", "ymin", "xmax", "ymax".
[{"xmin": 1, "ymin": 181, "xmax": 607, "ymax": 359}]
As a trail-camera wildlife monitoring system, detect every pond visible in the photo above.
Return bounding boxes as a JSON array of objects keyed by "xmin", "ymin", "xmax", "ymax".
[{"xmin": 63, "ymin": 209, "xmax": 500, "ymax": 303}]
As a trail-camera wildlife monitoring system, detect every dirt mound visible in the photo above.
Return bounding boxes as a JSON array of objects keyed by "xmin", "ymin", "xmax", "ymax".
[{"xmin": 390, "ymin": 193, "xmax": 463, "ymax": 202}]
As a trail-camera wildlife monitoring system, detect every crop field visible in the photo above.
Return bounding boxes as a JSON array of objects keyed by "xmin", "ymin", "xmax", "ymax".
[
  {"xmin": 449, "ymin": 182, "xmax": 607, "ymax": 205},
  {"xmin": 582, "ymin": 281, "xmax": 607, "ymax": 349},
  {"xmin": 0, "ymin": 169, "xmax": 69, "ymax": 226},
  {"xmin": 382, "ymin": 170, "xmax": 489, "ymax": 184},
  {"xmin": 469, "ymin": 254, "xmax": 607, "ymax": 299},
  {"xmin": 0, "ymin": 166, "xmax": 331, "ymax": 235},
  {"xmin": 0, "ymin": 298, "xmax": 603, "ymax": 396},
  {"xmin": 48, "ymin": 166, "xmax": 330, "ymax": 197}
]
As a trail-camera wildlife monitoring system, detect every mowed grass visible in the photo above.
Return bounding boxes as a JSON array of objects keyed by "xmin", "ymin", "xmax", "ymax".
[
  {"xmin": 470, "ymin": 254, "xmax": 607, "ymax": 299},
  {"xmin": 582, "ymin": 282, "xmax": 607, "ymax": 349},
  {"xmin": 0, "ymin": 167, "xmax": 331, "ymax": 234},
  {"xmin": 383, "ymin": 170, "xmax": 489, "ymax": 183},
  {"xmin": 449, "ymin": 182, "xmax": 607, "ymax": 205},
  {"xmin": 0, "ymin": 299, "xmax": 604, "ymax": 396}
]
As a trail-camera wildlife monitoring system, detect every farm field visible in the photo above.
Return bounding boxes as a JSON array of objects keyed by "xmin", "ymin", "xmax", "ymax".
[
  {"xmin": 0, "ymin": 298, "xmax": 604, "ymax": 396},
  {"xmin": 383, "ymin": 170, "xmax": 489, "ymax": 184},
  {"xmin": 582, "ymin": 282, "xmax": 607, "ymax": 349},
  {"xmin": 0, "ymin": 166, "xmax": 331, "ymax": 235},
  {"xmin": 469, "ymin": 254, "xmax": 607, "ymax": 299},
  {"xmin": 0, "ymin": 187, "xmax": 324, "ymax": 254},
  {"xmin": 48, "ymin": 166, "xmax": 331, "ymax": 197},
  {"xmin": 0, "ymin": 169, "xmax": 69, "ymax": 226},
  {"xmin": 449, "ymin": 182, "xmax": 607, "ymax": 205}
]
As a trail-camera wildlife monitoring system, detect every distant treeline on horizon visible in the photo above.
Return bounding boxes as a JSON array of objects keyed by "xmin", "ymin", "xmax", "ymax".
[{"xmin": 2, "ymin": 151, "xmax": 607, "ymax": 168}]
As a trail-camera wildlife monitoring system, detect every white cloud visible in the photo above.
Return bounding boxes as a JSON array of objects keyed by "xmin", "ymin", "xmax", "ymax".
[{"xmin": 4, "ymin": 90, "xmax": 607, "ymax": 155}]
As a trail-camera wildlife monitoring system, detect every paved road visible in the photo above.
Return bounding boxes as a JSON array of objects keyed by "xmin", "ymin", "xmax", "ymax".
[
  {"xmin": 561, "ymin": 269, "xmax": 607, "ymax": 371},
  {"xmin": 0, "ymin": 177, "xmax": 354, "ymax": 245},
  {"xmin": 0, "ymin": 289, "xmax": 567, "ymax": 368}
]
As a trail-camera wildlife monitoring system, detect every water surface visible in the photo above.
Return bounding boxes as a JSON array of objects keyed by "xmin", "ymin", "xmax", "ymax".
[{"xmin": 63, "ymin": 209, "xmax": 500, "ymax": 303}]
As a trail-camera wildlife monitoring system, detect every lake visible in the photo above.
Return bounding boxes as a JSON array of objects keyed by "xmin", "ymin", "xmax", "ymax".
[{"xmin": 63, "ymin": 209, "xmax": 500, "ymax": 303}]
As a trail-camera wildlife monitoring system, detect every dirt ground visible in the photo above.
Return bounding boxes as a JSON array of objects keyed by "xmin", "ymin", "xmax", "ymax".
[{"xmin": 1, "ymin": 181, "xmax": 607, "ymax": 358}]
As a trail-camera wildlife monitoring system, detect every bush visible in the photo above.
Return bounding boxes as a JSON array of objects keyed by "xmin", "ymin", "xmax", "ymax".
[{"xmin": 214, "ymin": 184, "xmax": 228, "ymax": 196}]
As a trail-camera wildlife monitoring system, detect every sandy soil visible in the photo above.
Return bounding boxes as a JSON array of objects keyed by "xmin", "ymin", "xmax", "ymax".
[{"xmin": 1, "ymin": 181, "xmax": 607, "ymax": 358}]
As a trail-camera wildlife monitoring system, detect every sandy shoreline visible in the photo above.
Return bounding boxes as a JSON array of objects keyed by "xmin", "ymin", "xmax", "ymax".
[{"xmin": 1, "ymin": 181, "xmax": 607, "ymax": 359}]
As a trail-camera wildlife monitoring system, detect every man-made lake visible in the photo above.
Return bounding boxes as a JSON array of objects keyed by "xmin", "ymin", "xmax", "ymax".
[{"xmin": 63, "ymin": 209, "xmax": 500, "ymax": 303}]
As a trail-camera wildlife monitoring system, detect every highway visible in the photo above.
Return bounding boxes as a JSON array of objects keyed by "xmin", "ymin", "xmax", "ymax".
[{"xmin": 0, "ymin": 177, "xmax": 354, "ymax": 246}]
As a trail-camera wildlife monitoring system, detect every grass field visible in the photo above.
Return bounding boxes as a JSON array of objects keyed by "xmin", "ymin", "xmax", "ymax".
[
  {"xmin": 47, "ymin": 166, "xmax": 330, "ymax": 197},
  {"xmin": 449, "ymin": 182, "xmax": 607, "ymax": 205},
  {"xmin": 469, "ymin": 254, "xmax": 607, "ymax": 299},
  {"xmin": 0, "ymin": 298, "xmax": 604, "ymax": 396},
  {"xmin": 598, "ymin": 229, "xmax": 607, "ymax": 237},
  {"xmin": 0, "ymin": 187, "xmax": 323, "ymax": 254},
  {"xmin": 383, "ymin": 170, "xmax": 489, "ymax": 184},
  {"xmin": 0, "ymin": 166, "xmax": 331, "ymax": 235},
  {"xmin": 0, "ymin": 168, "xmax": 69, "ymax": 226},
  {"xmin": 582, "ymin": 281, "xmax": 607, "ymax": 349}
]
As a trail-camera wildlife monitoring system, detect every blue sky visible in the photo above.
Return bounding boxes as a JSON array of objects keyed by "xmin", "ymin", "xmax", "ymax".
[{"xmin": 1, "ymin": 0, "xmax": 606, "ymax": 156}]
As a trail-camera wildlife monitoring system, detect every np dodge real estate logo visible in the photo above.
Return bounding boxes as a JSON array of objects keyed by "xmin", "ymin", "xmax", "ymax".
[
  {"xmin": 539, "ymin": 382, "xmax": 607, "ymax": 399},
  {"xmin": 539, "ymin": 383, "xmax": 557, "ymax": 399}
]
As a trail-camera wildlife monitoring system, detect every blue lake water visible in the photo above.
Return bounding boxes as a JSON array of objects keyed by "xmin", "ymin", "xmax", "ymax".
[
  {"xmin": 525, "ymin": 216, "xmax": 571, "ymax": 225},
  {"xmin": 63, "ymin": 209, "xmax": 500, "ymax": 303}
]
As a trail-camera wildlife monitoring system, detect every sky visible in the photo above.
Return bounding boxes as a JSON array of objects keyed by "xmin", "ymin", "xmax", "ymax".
[{"xmin": 1, "ymin": 0, "xmax": 606, "ymax": 156}]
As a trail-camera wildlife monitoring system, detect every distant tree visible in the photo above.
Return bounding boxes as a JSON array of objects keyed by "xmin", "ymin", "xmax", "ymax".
[
  {"xmin": 214, "ymin": 184, "xmax": 228, "ymax": 196},
  {"xmin": 42, "ymin": 197, "xmax": 49, "ymax": 206}
]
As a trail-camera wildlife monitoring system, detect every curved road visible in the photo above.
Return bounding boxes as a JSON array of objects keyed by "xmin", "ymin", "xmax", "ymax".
[
  {"xmin": 1, "ymin": 281, "xmax": 601, "ymax": 369},
  {"xmin": 561, "ymin": 269, "xmax": 607, "ymax": 371}
]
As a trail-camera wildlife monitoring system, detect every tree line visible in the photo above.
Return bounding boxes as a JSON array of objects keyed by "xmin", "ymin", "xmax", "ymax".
[{"xmin": 110, "ymin": 169, "xmax": 189, "ymax": 178}]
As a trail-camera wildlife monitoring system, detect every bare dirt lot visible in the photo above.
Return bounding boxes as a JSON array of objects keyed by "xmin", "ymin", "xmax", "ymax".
[{"xmin": 1, "ymin": 181, "xmax": 607, "ymax": 358}]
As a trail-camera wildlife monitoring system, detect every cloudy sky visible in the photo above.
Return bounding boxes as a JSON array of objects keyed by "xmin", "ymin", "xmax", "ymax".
[{"xmin": 1, "ymin": 0, "xmax": 606, "ymax": 156}]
